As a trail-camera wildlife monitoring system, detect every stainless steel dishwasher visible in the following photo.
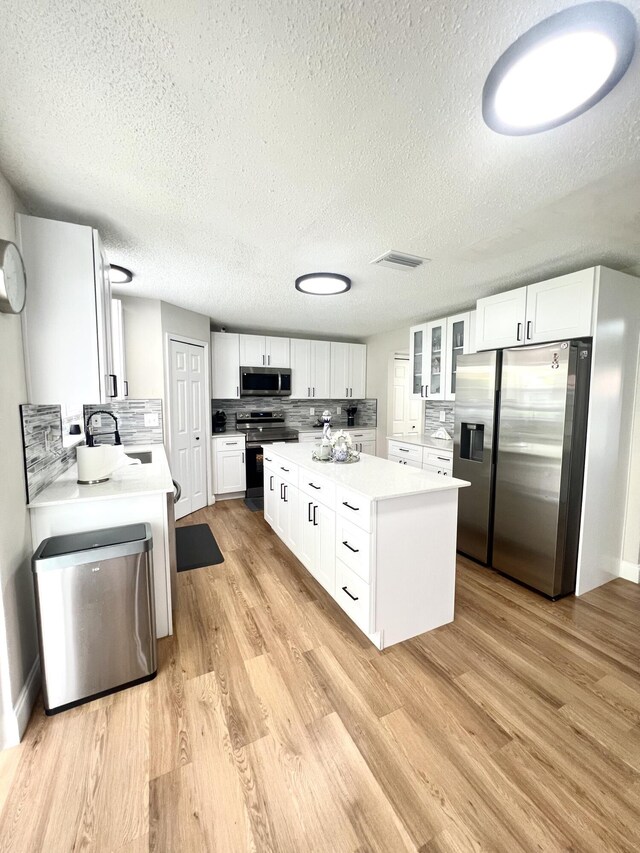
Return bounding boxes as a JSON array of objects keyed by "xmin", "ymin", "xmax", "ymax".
[{"xmin": 32, "ymin": 523, "xmax": 157, "ymax": 714}]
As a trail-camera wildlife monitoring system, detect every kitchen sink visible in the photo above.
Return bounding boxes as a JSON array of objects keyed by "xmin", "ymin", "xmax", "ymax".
[{"xmin": 126, "ymin": 451, "xmax": 153, "ymax": 465}]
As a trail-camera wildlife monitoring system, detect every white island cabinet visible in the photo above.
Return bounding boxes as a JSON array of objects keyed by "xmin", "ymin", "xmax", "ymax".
[
  {"xmin": 27, "ymin": 444, "xmax": 176, "ymax": 639},
  {"xmin": 262, "ymin": 443, "xmax": 469, "ymax": 649}
]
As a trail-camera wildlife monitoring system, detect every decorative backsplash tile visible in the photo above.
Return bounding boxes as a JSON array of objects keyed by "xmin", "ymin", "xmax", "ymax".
[
  {"xmin": 82, "ymin": 399, "xmax": 164, "ymax": 445},
  {"xmin": 424, "ymin": 401, "xmax": 455, "ymax": 435},
  {"xmin": 20, "ymin": 404, "xmax": 77, "ymax": 503},
  {"xmin": 211, "ymin": 397, "xmax": 377, "ymax": 431}
]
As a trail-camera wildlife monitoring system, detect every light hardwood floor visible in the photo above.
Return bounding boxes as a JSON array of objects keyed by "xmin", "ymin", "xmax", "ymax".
[{"xmin": 1, "ymin": 499, "xmax": 640, "ymax": 852}]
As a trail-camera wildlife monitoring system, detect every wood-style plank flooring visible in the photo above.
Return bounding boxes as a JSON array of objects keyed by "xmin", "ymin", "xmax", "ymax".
[{"xmin": 1, "ymin": 499, "xmax": 640, "ymax": 851}]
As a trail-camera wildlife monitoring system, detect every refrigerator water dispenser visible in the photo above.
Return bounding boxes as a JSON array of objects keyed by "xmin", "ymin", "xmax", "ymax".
[{"xmin": 460, "ymin": 423, "xmax": 484, "ymax": 462}]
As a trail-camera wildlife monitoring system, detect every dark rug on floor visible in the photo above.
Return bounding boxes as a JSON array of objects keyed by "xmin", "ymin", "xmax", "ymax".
[
  {"xmin": 176, "ymin": 523, "xmax": 224, "ymax": 572},
  {"xmin": 244, "ymin": 497, "xmax": 264, "ymax": 512}
]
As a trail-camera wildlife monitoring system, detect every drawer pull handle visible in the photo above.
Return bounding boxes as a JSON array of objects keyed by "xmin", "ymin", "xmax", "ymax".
[
  {"xmin": 308, "ymin": 482, "xmax": 321, "ymax": 490},
  {"xmin": 283, "ymin": 484, "xmax": 288, "ymax": 503},
  {"xmin": 280, "ymin": 483, "xmax": 285, "ymax": 499},
  {"xmin": 308, "ymin": 501, "xmax": 313, "ymax": 522},
  {"xmin": 342, "ymin": 541, "xmax": 359, "ymax": 553},
  {"xmin": 342, "ymin": 586, "xmax": 359, "ymax": 601},
  {"xmin": 313, "ymin": 505, "xmax": 318, "ymax": 526},
  {"xmin": 226, "ymin": 441, "xmax": 238, "ymax": 445},
  {"xmin": 399, "ymin": 447, "xmax": 409, "ymax": 453},
  {"xmin": 270, "ymin": 475, "xmax": 274, "ymax": 491},
  {"xmin": 265, "ymin": 456, "xmax": 272, "ymax": 461},
  {"xmin": 436, "ymin": 456, "xmax": 450, "ymax": 461},
  {"xmin": 342, "ymin": 501, "xmax": 359, "ymax": 511},
  {"xmin": 281, "ymin": 466, "xmax": 290, "ymax": 472}
]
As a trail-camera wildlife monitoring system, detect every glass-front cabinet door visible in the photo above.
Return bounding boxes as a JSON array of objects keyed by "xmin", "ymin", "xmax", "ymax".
[
  {"xmin": 425, "ymin": 318, "xmax": 446, "ymax": 400},
  {"xmin": 444, "ymin": 311, "xmax": 474, "ymax": 401},
  {"xmin": 409, "ymin": 322, "xmax": 428, "ymax": 399}
]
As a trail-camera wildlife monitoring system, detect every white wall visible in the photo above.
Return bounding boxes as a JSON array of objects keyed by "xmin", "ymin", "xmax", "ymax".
[
  {"xmin": 160, "ymin": 300, "xmax": 210, "ymax": 344},
  {"xmin": 364, "ymin": 325, "xmax": 411, "ymax": 454},
  {"xmin": 0, "ymin": 173, "xmax": 39, "ymax": 748}
]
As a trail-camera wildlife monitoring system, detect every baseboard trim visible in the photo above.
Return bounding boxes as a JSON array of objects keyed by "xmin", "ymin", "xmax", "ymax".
[
  {"xmin": 14, "ymin": 656, "xmax": 41, "ymax": 739},
  {"xmin": 619, "ymin": 560, "xmax": 640, "ymax": 584}
]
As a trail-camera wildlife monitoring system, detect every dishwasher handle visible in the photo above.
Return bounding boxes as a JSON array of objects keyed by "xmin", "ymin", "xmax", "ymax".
[{"xmin": 172, "ymin": 480, "xmax": 182, "ymax": 504}]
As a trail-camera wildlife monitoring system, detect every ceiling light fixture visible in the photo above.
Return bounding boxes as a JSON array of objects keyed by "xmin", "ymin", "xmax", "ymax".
[
  {"xmin": 295, "ymin": 272, "xmax": 351, "ymax": 295},
  {"xmin": 109, "ymin": 264, "xmax": 133, "ymax": 284},
  {"xmin": 482, "ymin": 2, "xmax": 636, "ymax": 135}
]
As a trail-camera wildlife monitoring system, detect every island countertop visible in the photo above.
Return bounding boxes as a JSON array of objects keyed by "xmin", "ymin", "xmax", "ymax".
[
  {"xmin": 28, "ymin": 443, "xmax": 174, "ymax": 508},
  {"xmin": 388, "ymin": 433, "xmax": 454, "ymax": 451},
  {"xmin": 262, "ymin": 442, "xmax": 469, "ymax": 501}
]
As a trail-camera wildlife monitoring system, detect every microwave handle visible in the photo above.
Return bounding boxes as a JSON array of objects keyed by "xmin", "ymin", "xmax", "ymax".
[{"xmin": 278, "ymin": 370, "xmax": 282, "ymax": 394}]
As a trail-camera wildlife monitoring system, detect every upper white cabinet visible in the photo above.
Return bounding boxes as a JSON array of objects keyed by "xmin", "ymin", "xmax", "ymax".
[
  {"xmin": 475, "ymin": 269, "xmax": 595, "ymax": 351},
  {"xmin": 111, "ymin": 298, "xmax": 128, "ymax": 399},
  {"xmin": 411, "ymin": 312, "xmax": 475, "ymax": 402},
  {"xmin": 211, "ymin": 332, "xmax": 240, "ymax": 398},
  {"xmin": 290, "ymin": 339, "xmax": 331, "ymax": 398},
  {"xmin": 330, "ymin": 342, "xmax": 366, "ymax": 399},
  {"xmin": 17, "ymin": 214, "xmax": 115, "ymax": 407},
  {"xmin": 239, "ymin": 334, "xmax": 290, "ymax": 367}
]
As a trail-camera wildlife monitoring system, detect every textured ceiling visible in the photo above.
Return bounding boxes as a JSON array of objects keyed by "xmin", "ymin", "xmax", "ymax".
[{"xmin": 1, "ymin": 0, "xmax": 639, "ymax": 337}]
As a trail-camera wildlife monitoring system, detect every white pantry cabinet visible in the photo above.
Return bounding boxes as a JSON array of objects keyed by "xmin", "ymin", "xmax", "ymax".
[
  {"xmin": 290, "ymin": 338, "xmax": 331, "ymax": 398},
  {"xmin": 330, "ymin": 342, "xmax": 366, "ymax": 399},
  {"xmin": 211, "ymin": 332, "xmax": 240, "ymax": 398},
  {"xmin": 239, "ymin": 334, "xmax": 290, "ymax": 368},
  {"xmin": 212, "ymin": 435, "xmax": 246, "ymax": 495},
  {"xmin": 111, "ymin": 298, "xmax": 128, "ymax": 399},
  {"xmin": 475, "ymin": 269, "xmax": 595, "ymax": 351},
  {"xmin": 17, "ymin": 214, "xmax": 116, "ymax": 407}
]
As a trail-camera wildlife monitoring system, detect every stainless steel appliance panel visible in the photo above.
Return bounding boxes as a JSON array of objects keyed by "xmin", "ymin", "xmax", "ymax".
[
  {"xmin": 453, "ymin": 350, "xmax": 499, "ymax": 564},
  {"xmin": 492, "ymin": 342, "xmax": 576, "ymax": 596},
  {"xmin": 240, "ymin": 366, "xmax": 292, "ymax": 396},
  {"xmin": 33, "ymin": 524, "xmax": 156, "ymax": 713}
]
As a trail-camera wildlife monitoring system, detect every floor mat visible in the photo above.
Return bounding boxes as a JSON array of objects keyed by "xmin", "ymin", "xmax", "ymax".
[
  {"xmin": 244, "ymin": 497, "xmax": 264, "ymax": 512},
  {"xmin": 176, "ymin": 523, "xmax": 224, "ymax": 572}
]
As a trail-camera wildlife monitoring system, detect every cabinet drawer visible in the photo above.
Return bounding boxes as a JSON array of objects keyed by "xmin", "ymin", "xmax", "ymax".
[
  {"xmin": 300, "ymin": 474, "xmax": 335, "ymax": 507},
  {"xmin": 214, "ymin": 436, "xmax": 246, "ymax": 450},
  {"xmin": 336, "ymin": 518, "xmax": 371, "ymax": 582},
  {"xmin": 262, "ymin": 450, "xmax": 280, "ymax": 470},
  {"xmin": 424, "ymin": 450, "xmax": 453, "ymax": 470},
  {"xmin": 336, "ymin": 486, "xmax": 373, "ymax": 532},
  {"xmin": 388, "ymin": 441, "xmax": 422, "ymax": 463},
  {"xmin": 275, "ymin": 459, "xmax": 298, "ymax": 486},
  {"xmin": 297, "ymin": 433, "xmax": 321, "ymax": 443},
  {"xmin": 335, "ymin": 559, "xmax": 372, "ymax": 634},
  {"xmin": 350, "ymin": 430, "xmax": 376, "ymax": 441},
  {"xmin": 389, "ymin": 454, "xmax": 422, "ymax": 470},
  {"xmin": 423, "ymin": 463, "xmax": 451, "ymax": 478}
]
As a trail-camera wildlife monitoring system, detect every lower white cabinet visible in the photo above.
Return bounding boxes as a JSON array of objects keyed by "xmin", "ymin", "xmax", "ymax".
[
  {"xmin": 212, "ymin": 435, "xmax": 246, "ymax": 496},
  {"xmin": 387, "ymin": 439, "xmax": 453, "ymax": 478},
  {"xmin": 299, "ymin": 496, "xmax": 335, "ymax": 594},
  {"xmin": 298, "ymin": 428, "xmax": 376, "ymax": 456}
]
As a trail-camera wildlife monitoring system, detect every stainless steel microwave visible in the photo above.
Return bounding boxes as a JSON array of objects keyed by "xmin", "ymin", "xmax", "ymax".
[{"xmin": 240, "ymin": 366, "xmax": 292, "ymax": 397}]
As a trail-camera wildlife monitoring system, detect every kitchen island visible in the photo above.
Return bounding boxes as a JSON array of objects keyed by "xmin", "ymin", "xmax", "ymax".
[
  {"xmin": 262, "ymin": 443, "xmax": 469, "ymax": 649},
  {"xmin": 28, "ymin": 444, "xmax": 176, "ymax": 638}
]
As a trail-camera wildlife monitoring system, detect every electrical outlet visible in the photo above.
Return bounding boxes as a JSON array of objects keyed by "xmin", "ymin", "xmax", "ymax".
[
  {"xmin": 91, "ymin": 414, "xmax": 101, "ymax": 428},
  {"xmin": 440, "ymin": 410, "xmax": 446, "ymax": 423},
  {"xmin": 337, "ymin": 406, "xmax": 341, "ymax": 414},
  {"xmin": 310, "ymin": 408, "xmax": 315, "ymax": 416},
  {"xmin": 144, "ymin": 412, "xmax": 159, "ymax": 427}
]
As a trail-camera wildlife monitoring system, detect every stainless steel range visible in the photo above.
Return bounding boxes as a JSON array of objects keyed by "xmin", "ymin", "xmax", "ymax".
[{"xmin": 236, "ymin": 411, "xmax": 299, "ymax": 498}]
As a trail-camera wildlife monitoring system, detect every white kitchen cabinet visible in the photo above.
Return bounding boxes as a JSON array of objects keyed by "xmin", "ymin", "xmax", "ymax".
[
  {"xmin": 425, "ymin": 318, "xmax": 446, "ymax": 400},
  {"xmin": 444, "ymin": 311, "xmax": 475, "ymax": 401},
  {"xmin": 212, "ymin": 435, "xmax": 246, "ymax": 495},
  {"xmin": 211, "ymin": 332, "xmax": 240, "ymax": 398},
  {"xmin": 17, "ymin": 213, "xmax": 116, "ymax": 407},
  {"xmin": 409, "ymin": 323, "xmax": 428, "ymax": 400},
  {"xmin": 330, "ymin": 342, "xmax": 367, "ymax": 399},
  {"xmin": 290, "ymin": 338, "xmax": 331, "ymax": 398},
  {"xmin": 239, "ymin": 334, "xmax": 290, "ymax": 367},
  {"xmin": 349, "ymin": 429, "xmax": 377, "ymax": 455},
  {"xmin": 299, "ymin": 495, "xmax": 336, "ymax": 595},
  {"xmin": 475, "ymin": 269, "xmax": 595, "ymax": 351},
  {"xmin": 111, "ymin": 298, "xmax": 128, "ymax": 399}
]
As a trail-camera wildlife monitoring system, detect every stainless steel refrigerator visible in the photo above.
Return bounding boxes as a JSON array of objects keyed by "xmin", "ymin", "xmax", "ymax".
[{"xmin": 453, "ymin": 340, "xmax": 591, "ymax": 598}]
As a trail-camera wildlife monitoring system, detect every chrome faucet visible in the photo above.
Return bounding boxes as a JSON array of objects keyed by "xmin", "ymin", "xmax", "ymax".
[{"xmin": 85, "ymin": 410, "xmax": 122, "ymax": 447}]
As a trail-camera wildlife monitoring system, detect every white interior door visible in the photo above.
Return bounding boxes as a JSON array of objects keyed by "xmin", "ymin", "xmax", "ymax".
[
  {"xmin": 170, "ymin": 339, "xmax": 208, "ymax": 520},
  {"xmin": 392, "ymin": 358, "xmax": 421, "ymax": 435}
]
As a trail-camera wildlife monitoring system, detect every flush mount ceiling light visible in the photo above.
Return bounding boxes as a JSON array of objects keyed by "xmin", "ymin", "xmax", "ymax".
[
  {"xmin": 109, "ymin": 264, "xmax": 133, "ymax": 284},
  {"xmin": 482, "ymin": 2, "xmax": 636, "ymax": 135},
  {"xmin": 295, "ymin": 272, "xmax": 351, "ymax": 295}
]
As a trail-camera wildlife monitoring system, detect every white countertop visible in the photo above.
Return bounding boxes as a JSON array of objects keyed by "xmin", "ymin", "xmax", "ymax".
[
  {"xmin": 212, "ymin": 431, "xmax": 244, "ymax": 438},
  {"xmin": 388, "ymin": 433, "xmax": 454, "ymax": 452},
  {"xmin": 28, "ymin": 444, "xmax": 174, "ymax": 508},
  {"xmin": 264, "ymin": 442, "xmax": 469, "ymax": 501}
]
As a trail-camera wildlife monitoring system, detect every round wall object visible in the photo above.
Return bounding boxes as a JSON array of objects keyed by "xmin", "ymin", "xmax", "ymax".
[{"xmin": 0, "ymin": 239, "xmax": 27, "ymax": 314}]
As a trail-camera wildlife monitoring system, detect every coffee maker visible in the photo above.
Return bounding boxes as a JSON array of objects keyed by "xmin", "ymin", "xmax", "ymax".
[
  {"xmin": 213, "ymin": 411, "xmax": 227, "ymax": 433},
  {"xmin": 346, "ymin": 405, "xmax": 357, "ymax": 427}
]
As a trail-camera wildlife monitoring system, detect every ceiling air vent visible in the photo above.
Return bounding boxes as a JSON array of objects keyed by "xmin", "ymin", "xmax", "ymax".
[{"xmin": 370, "ymin": 250, "xmax": 430, "ymax": 271}]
